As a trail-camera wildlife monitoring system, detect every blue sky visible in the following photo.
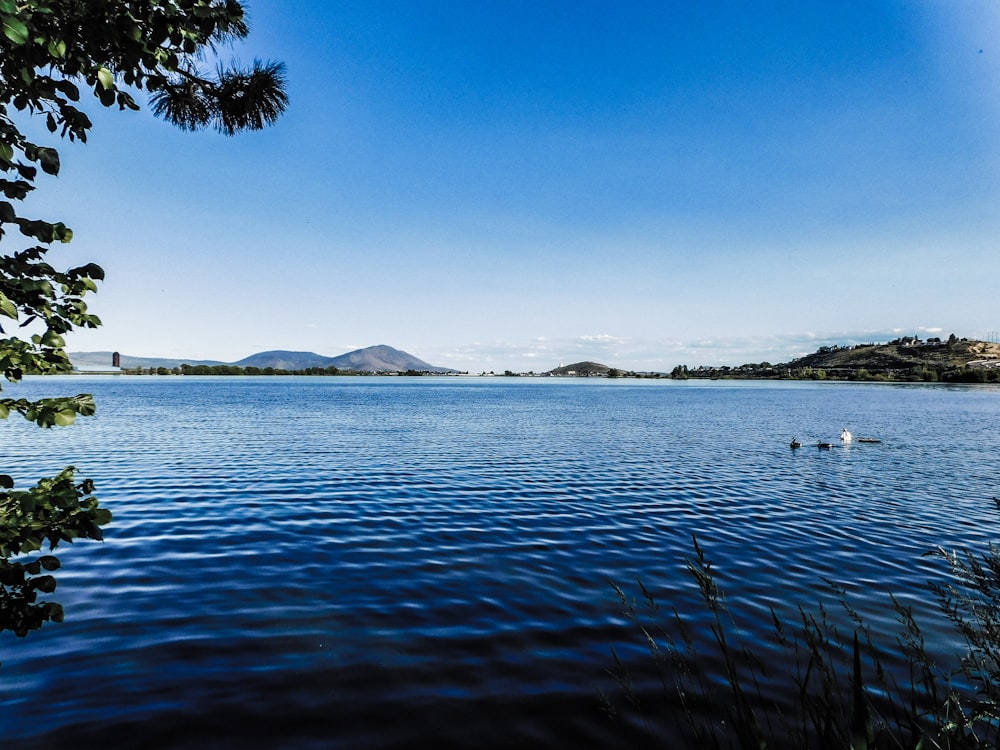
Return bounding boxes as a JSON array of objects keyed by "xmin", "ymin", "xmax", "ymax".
[{"xmin": 30, "ymin": 1, "xmax": 1000, "ymax": 372}]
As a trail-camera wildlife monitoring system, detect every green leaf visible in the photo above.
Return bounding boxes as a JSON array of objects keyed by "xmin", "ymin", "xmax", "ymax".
[
  {"xmin": 39, "ymin": 555, "xmax": 60, "ymax": 571},
  {"xmin": 0, "ymin": 141, "xmax": 12, "ymax": 164},
  {"xmin": 52, "ymin": 222, "xmax": 73, "ymax": 243},
  {"xmin": 0, "ymin": 474, "xmax": 13, "ymax": 488},
  {"xmin": 117, "ymin": 91, "xmax": 141, "ymax": 111},
  {"xmin": 54, "ymin": 79, "xmax": 79, "ymax": 101},
  {"xmin": 97, "ymin": 66, "xmax": 114, "ymax": 90},
  {"xmin": 0, "ymin": 404, "xmax": 9, "ymax": 420},
  {"xmin": 40, "ymin": 330, "xmax": 66, "ymax": 348},
  {"xmin": 14, "ymin": 162, "xmax": 36, "ymax": 180},
  {"xmin": 78, "ymin": 263, "xmax": 105, "ymax": 280},
  {"xmin": 46, "ymin": 38, "xmax": 66, "ymax": 58},
  {"xmin": 37, "ymin": 147, "xmax": 60, "ymax": 176},
  {"xmin": 93, "ymin": 508, "xmax": 112, "ymax": 525},
  {"xmin": 73, "ymin": 394, "xmax": 96, "ymax": 417},
  {"xmin": 97, "ymin": 86, "xmax": 115, "ymax": 107},
  {"xmin": 2, "ymin": 15, "xmax": 28, "ymax": 45},
  {"xmin": 53, "ymin": 409, "xmax": 76, "ymax": 427}
]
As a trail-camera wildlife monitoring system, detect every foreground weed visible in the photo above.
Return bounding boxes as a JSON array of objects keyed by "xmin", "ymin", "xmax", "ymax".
[{"xmin": 603, "ymin": 525, "xmax": 1000, "ymax": 749}]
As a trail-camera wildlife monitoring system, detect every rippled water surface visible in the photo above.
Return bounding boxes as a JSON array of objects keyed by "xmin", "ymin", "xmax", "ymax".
[{"xmin": 2, "ymin": 376, "xmax": 999, "ymax": 747}]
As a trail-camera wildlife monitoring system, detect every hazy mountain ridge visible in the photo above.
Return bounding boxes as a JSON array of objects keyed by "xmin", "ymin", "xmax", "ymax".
[{"xmin": 70, "ymin": 345, "xmax": 457, "ymax": 373}]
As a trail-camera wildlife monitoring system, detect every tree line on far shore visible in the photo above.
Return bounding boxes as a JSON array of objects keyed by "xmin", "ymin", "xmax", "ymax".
[{"xmin": 668, "ymin": 363, "xmax": 1000, "ymax": 383}]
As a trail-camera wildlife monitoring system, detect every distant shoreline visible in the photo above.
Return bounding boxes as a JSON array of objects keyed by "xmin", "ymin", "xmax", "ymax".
[{"xmin": 61, "ymin": 335, "xmax": 1000, "ymax": 383}]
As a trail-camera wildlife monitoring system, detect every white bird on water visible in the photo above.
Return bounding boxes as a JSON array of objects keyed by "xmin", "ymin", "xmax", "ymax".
[{"xmin": 841, "ymin": 428, "xmax": 852, "ymax": 443}]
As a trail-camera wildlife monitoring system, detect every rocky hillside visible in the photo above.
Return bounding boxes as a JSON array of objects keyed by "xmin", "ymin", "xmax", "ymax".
[
  {"xmin": 785, "ymin": 337, "xmax": 1000, "ymax": 374},
  {"xmin": 678, "ymin": 336, "xmax": 1000, "ymax": 381}
]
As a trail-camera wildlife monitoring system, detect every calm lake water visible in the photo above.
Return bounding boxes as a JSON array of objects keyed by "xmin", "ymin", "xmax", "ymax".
[{"xmin": 1, "ymin": 376, "xmax": 999, "ymax": 748}]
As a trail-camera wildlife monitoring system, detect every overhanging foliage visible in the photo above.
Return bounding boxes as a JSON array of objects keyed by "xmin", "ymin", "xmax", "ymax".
[{"xmin": 0, "ymin": 0, "xmax": 286, "ymax": 641}]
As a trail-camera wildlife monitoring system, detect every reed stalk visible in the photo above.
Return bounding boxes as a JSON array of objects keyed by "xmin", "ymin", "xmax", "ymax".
[{"xmin": 604, "ymin": 518, "xmax": 1000, "ymax": 749}]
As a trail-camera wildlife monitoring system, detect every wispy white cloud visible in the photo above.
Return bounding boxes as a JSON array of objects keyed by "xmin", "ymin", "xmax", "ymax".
[{"xmin": 578, "ymin": 334, "xmax": 630, "ymax": 345}]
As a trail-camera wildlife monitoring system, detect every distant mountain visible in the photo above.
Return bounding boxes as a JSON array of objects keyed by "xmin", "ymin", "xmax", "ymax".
[
  {"xmin": 234, "ymin": 346, "xmax": 455, "ymax": 373},
  {"xmin": 69, "ymin": 345, "xmax": 456, "ymax": 373},
  {"xmin": 327, "ymin": 345, "xmax": 454, "ymax": 373},
  {"xmin": 548, "ymin": 361, "xmax": 611, "ymax": 376}
]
